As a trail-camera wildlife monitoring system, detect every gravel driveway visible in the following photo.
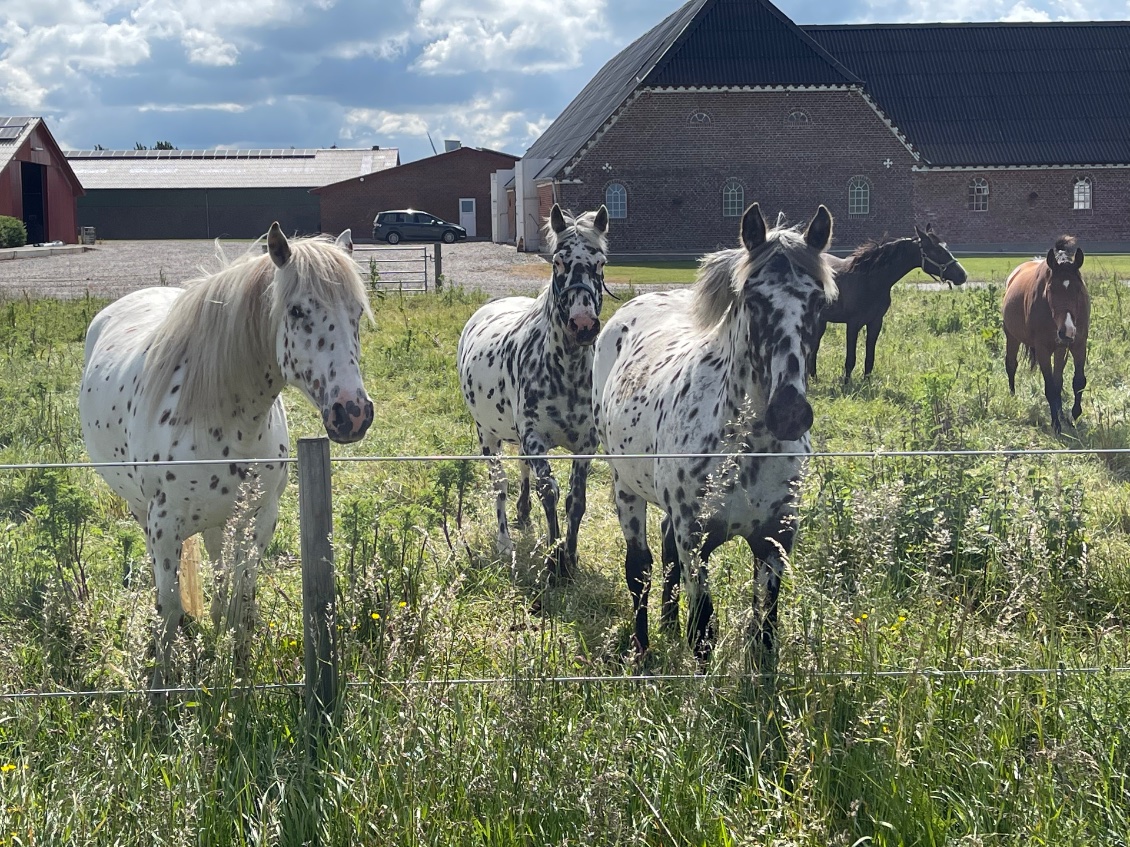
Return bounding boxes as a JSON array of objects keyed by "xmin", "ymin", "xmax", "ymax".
[{"xmin": 0, "ymin": 239, "xmax": 552, "ymax": 301}]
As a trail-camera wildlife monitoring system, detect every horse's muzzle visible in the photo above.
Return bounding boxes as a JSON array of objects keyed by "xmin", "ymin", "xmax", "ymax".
[
  {"xmin": 569, "ymin": 318, "xmax": 601, "ymax": 346},
  {"xmin": 766, "ymin": 384, "xmax": 814, "ymax": 442},
  {"xmin": 324, "ymin": 399, "xmax": 374, "ymax": 443}
]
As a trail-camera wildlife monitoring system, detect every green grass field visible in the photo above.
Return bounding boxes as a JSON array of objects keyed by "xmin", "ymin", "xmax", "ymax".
[{"xmin": 0, "ymin": 268, "xmax": 1129, "ymax": 845}]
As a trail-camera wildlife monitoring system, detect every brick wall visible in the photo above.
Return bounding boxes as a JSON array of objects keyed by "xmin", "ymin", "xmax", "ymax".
[
  {"xmin": 554, "ymin": 89, "xmax": 917, "ymax": 254},
  {"xmin": 913, "ymin": 169, "xmax": 1130, "ymax": 252},
  {"xmin": 318, "ymin": 148, "xmax": 519, "ymax": 241}
]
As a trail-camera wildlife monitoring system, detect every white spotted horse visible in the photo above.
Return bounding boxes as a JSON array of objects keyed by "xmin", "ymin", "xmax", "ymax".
[
  {"xmin": 593, "ymin": 203, "xmax": 836, "ymax": 667},
  {"xmin": 80, "ymin": 223, "xmax": 373, "ymax": 689},
  {"xmin": 458, "ymin": 204, "xmax": 609, "ymax": 581}
]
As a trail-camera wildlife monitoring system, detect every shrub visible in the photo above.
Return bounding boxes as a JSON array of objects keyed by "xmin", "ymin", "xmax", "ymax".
[{"xmin": 0, "ymin": 214, "xmax": 27, "ymax": 248}]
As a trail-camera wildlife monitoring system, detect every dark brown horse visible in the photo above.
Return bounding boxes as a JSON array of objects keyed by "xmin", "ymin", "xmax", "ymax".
[
  {"xmin": 809, "ymin": 224, "xmax": 968, "ymax": 382},
  {"xmin": 1002, "ymin": 237, "xmax": 1089, "ymax": 433}
]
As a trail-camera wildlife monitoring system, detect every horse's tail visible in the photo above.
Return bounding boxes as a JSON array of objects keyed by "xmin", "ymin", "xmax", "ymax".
[
  {"xmin": 180, "ymin": 535, "xmax": 205, "ymax": 620},
  {"xmin": 1024, "ymin": 344, "xmax": 1038, "ymax": 371}
]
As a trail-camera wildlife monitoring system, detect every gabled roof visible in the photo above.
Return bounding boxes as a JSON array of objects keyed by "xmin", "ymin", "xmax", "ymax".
[
  {"xmin": 523, "ymin": 0, "xmax": 860, "ymax": 179},
  {"xmin": 64, "ymin": 147, "xmax": 400, "ymax": 190},
  {"xmin": 311, "ymin": 145, "xmax": 518, "ymax": 193},
  {"xmin": 805, "ymin": 22, "xmax": 1130, "ymax": 167},
  {"xmin": 0, "ymin": 117, "xmax": 84, "ymax": 195}
]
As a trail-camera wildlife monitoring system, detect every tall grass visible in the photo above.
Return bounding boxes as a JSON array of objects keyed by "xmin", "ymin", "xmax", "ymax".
[{"xmin": 0, "ymin": 277, "xmax": 1128, "ymax": 844}]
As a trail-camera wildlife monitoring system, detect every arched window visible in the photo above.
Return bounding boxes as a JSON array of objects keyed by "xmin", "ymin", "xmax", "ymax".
[
  {"xmin": 688, "ymin": 111, "xmax": 712, "ymax": 125},
  {"xmin": 968, "ymin": 177, "xmax": 989, "ymax": 212},
  {"xmin": 848, "ymin": 176, "xmax": 870, "ymax": 216},
  {"xmin": 722, "ymin": 179, "xmax": 744, "ymax": 217},
  {"xmin": 605, "ymin": 183, "xmax": 627, "ymax": 219},
  {"xmin": 1074, "ymin": 176, "xmax": 1093, "ymax": 211},
  {"xmin": 787, "ymin": 110, "xmax": 809, "ymax": 125}
]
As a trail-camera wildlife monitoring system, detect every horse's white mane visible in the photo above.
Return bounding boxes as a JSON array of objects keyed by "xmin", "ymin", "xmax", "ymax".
[
  {"xmin": 690, "ymin": 225, "xmax": 836, "ymax": 330},
  {"xmin": 142, "ymin": 235, "xmax": 371, "ymax": 427},
  {"xmin": 542, "ymin": 208, "xmax": 609, "ymax": 254}
]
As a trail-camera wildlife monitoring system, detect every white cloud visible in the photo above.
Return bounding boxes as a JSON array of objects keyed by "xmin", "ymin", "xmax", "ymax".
[
  {"xmin": 329, "ymin": 32, "xmax": 411, "ymax": 61},
  {"xmin": 1000, "ymin": 2, "xmax": 1052, "ymax": 20},
  {"xmin": 181, "ymin": 28, "xmax": 239, "ymax": 65},
  {"xmin": 409, "ymin": 0, "xmax": 608, "ymax": 75},
  {"xmin": 138, "ymin": 101, "xmax": 249, "ymax": 113}
]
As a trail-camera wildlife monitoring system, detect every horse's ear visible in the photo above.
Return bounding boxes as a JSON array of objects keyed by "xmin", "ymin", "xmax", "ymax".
[
  {"xmin": 335, "ymin": 228, "xmax": 354, "ymax": 254},
  {"xmin": 740, "ymin": 203, "xmax": 767, "ymax": 251},
  {"xmin": 1046, "ymin": 247, "xmax": 1058, "ymax": 269},
  {"xmin": 804, "ymin": 205, "xmax": 833, "ymax": 252},
  {"xmin": 775, "ymin": 210, "xmax": 786, "ymax": 228},
  {"xmin": 267, "ymin": 222, "xmax": 291, "ymax": 268},
  {"xmin": 550, "ymin": 204, "xmax": 567, "ymax": 234},
  {"xmin": 925, "ymin": 222, "xmax": 934, "ymax": 234},
  {"xmin": 1074, "ymin": 248, "xmax": 1084, "ymax": 269},
  {"xmin": 914, "ymin": 224, "xmax": 926, "ymax": 240},
  {"xmin": 594, "ymin": 205, "xmax": 609, "ymax": 234}
]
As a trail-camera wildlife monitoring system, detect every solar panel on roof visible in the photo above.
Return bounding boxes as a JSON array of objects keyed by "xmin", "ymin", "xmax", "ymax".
[{"xmin": 0, "ymin": 127, "xmax": 21, "ymax": 141}]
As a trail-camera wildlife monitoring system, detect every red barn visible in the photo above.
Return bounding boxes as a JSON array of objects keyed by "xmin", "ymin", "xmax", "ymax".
[{"xmin": 0, "ymin": 117, "xmax": 84, "ymax": 244}]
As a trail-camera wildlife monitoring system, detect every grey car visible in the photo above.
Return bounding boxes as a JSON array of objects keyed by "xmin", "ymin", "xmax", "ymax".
[{"xmin": 372, "ymin": 210, "xmax": 467, "ymax": 245}]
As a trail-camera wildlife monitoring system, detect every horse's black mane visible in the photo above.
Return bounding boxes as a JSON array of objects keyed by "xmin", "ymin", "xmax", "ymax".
[
  {"xmin": 844, "ymin": 235, "xmax": 916, "ymax": 274},
  {"xmin": 1053, "ymin": 235, "xmax": 1079, "ymax": 261}
]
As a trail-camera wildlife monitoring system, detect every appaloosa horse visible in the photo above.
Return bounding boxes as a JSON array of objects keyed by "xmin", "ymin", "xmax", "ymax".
[
  {"xmin": 811, "ymin": 223, "xmax": 967, "ymax": 382},
  {"xmin": 592, "ymin": 203, "xmax": 835, "ymax": 666},
  {"xmin": 80, "ymin": 224, "xmax": 373, "ymax": 689},
  {"xmin": 457, "ymin": 204, "xmax": 609, "ymax": 580},
  {"xmin": 1002, "ymin": 236, "xmax": 1089, "ymax": 433}
]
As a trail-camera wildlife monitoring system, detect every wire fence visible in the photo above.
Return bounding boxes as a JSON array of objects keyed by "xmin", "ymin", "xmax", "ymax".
[{"xmin": 2, "ymin": 442, "xmax": 1125, "ymax": 707}]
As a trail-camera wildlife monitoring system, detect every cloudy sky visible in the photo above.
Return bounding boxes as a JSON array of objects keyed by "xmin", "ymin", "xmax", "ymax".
[{"xmin": 0, "ymin": 0, "xmax": 1123, "ymax": 163}]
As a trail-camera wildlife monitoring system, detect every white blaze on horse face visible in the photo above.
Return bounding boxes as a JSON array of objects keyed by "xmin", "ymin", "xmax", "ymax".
[{"xmin": 1063, "ymin": 310, "xmax": 1077, "ymax": 340}]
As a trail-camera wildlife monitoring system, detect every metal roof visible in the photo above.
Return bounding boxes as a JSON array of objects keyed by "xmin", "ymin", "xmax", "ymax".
[
  {"xmin": 645, "ymin": 0, "xmax": 860, "ymax": 88},
  {"xmin": 524, "ymin": 0, "xmax": 708, "ymax": 178},
  {"xmin": 64, "ymin": 147, "xmax": 400, "ymax": 190},
  {"xmin": 0, "ymin": 117, "xmax": 37, "ymax": 173},
  {"xmin": 805, "ymin": 22, "xmax": 1130, "ymax": 167}
]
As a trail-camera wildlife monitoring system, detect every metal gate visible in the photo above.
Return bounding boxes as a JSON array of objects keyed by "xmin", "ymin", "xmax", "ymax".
[{"xmin": 353, "ymin": 245, "xmax": 429, "ymax": 293}]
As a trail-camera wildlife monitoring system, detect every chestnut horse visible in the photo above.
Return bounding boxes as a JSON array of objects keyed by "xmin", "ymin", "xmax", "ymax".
[{"xmin": 1002, "ymin": 237, "xmax": 1089, "ymax": 433}]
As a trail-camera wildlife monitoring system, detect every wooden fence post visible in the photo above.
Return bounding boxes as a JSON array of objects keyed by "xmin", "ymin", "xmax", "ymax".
[
  {"xmin": 433, "ymin": 242, "xmax": 442, "ymax": 291},
  {"xmin": 298, "ymin": 436, "xmax": 338, "ymax": 753}
]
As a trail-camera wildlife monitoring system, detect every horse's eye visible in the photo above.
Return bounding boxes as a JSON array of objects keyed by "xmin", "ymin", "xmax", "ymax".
[{"xmin": 288, "ymin": 305, "xmax": 304, "ymax": 320}]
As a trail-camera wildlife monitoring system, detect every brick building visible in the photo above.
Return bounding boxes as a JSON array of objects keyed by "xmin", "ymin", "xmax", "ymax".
[
  {"xmin": 315, "ymin": 145, "xmax": 519, "ymax": 241},
  {"xmin": 503, "ymin": 0, "xmax": 1130, "ymax": 254}
]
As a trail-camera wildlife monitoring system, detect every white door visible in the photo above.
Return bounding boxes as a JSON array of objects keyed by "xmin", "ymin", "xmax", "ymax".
[{"xmin": 459, "ymin": 198, "xmax": 476, "ymax": 237}]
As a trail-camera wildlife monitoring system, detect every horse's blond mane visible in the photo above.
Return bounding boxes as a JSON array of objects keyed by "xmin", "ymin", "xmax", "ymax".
[
  {"xmin": 142, "ymin": 235, "xmax": 371, "ymax": 427},
  {"xmin": 690, "ymin": 226, "xmax": 836, "ymax": 330}
]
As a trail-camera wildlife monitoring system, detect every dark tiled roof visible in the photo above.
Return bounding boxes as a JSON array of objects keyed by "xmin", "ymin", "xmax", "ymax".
[
  {"xmin": 805, "ymin": 22, "xmax": 1130, "ymax": 167},
  {"xmin": 645, "ymin": 0, "xmax": 860, "ymax": 88},
  {"xmin": 523, "ymin": 0, "xmax": 708, "ymax": 177}
]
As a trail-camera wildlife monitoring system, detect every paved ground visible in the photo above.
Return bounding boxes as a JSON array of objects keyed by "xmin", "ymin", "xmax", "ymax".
[{"xmin": 0, "ymin": 239, "xmax": 552, "ymax": 300}]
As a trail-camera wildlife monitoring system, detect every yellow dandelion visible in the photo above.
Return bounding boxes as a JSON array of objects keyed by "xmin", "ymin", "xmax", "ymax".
[
  {"xmin": 854, "ymin": 617, "xmax": 862, "ymax": 625},
  {"xmin": 398, "ymin": 601, "xmax": 407, "ymax": 608},
  {"xmin": 371, "ymin": 612, "xmax": 380, "ymax": 620},
  {"xmin": 0, "ymin": 764, "xmax": 15, "ymax": 773},
  {"xmin": 861, "ymin": 613, "xmax": 868, "ymax": 620}
]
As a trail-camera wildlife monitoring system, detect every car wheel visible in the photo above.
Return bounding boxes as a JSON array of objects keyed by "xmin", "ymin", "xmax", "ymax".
[
  {"xmin": 386, "ymin": 231, "xmax": 401, "ymax": 245},
  {"xmin": 442, "ymin": 230, "xmax": 457, "ymax": 244}
]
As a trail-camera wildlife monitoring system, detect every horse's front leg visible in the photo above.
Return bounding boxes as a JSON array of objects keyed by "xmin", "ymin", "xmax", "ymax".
[
  {"xmin": 676, "ymin": 524, "xmax": 724, "ymax": 668},
  {"xmin": 520, "ymin": 430, "xmax": 563, "ymax": 581},
  {"xmin": 808, "ymin": 316, "xmax": 827, "ymax": 379},
  {"xmin": 146, "ymin": 499, "xmax": 185, "ymax": 694},
  {"xmin": 843, "ymin": 322, "xmax": 862, "ymax": 384},
  {"xmin": 612, "ymin": 475, "xmax": 652, "ymax": 656},
  {"xmin": 1040, "ymin": 353, "xmax": 1065, "ymax": 433},
  {"xmin": 1070, "ymin": 343, "xmax": 1088, "ymax": 423},
  {"xmin": 562, "ymin": 456, "xmax": 590, "ymax": 577},
  {"xmin": 746, "ymin": 515, "xmax": 796, "ymax": 676},
  {"xmin": 203, "ymin": 526, "xmax": 227, "ymax": 632},
  {"xmin": 515, "ymin": 461, "xmax": 533, "ymax": 530},
  {"xmin": 478, "ymin": 430, "xmax": 513, "ymax": 559},
  {"xmin": 863, "ymin": 315, "xmax": 884, "ymax": 377},
  {"xmin": 660, "ymin": 514, "xmax": 680, "ymax": 632}
]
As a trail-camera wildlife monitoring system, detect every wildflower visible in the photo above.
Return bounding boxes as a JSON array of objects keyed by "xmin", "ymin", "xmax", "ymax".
[
  {"xmin": 0, "ymin": 764, "xmax": 15, "ymax": 773},
  {"xmin": 371, "ymin": 612, "xmax": 380, "ymax": 620},
  {"xmin": 398, "ymin": 601, "xmax": 407, "ymax": 608}
]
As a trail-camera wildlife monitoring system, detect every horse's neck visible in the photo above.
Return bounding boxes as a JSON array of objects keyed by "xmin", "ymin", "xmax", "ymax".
[
  {"xmin": 536, "ymin": 291, "xmax": 591, "ymax": 366},
  {"xmin": 865, "ymin": 238, "xmax": 921, "ymax": 291},
  {"xmin": 713, "ymin": 303, "xmax": 769, "ymax": 417}
]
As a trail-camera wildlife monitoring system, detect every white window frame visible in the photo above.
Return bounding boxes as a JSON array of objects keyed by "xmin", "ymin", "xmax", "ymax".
[
  {"xmin": 848, "ymin": 176, "xmax": 870, "ymax": 216},
  {"xmin": 722, "ymin": 179, "xmax": 744, "ymax": 217},
  {"xmin": 605, "ymin": 183, "xmax": 627, "ymax": 219},
  {"xmin": 968, "ymin": 177, "xmax": 990, "ymax": 212},
  {"xmin": 688, "ymin": 111, "xmax": 712, "ymax": 125},
  {"xmin": 1073, "ymin": 177, "xmax": 1093, "ymax": 211}
]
